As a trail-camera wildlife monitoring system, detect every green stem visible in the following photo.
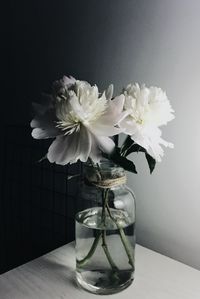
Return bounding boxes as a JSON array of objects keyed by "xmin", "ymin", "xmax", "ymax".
[
  {"xmin": 101, "ymin": 189, "xmax": 119, "ymax": 271},
  {"xmin": 77, "ymin": 188, "xmax": 119, "ymax": 272},
  {"xmin": 118, "ymin": 227, "xmax": 135, "ymax": 268},
  {"xmin": 106, "ymin": 203, "xmax": 134, "ymax": 268},
  {"xmin": 77, "ymin": 231, "xmax": 101, "ymax": 267},
  {"xmin": 101, "ymin": 189, "xmax": 108, "ymax": 224},
  {"xmin": 101, "ymin": 230, "xmax": 118, "ymax": 271}
]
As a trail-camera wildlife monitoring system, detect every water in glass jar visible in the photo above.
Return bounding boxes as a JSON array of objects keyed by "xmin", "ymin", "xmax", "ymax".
[{"xmin": 75, "ymin": 207, "xmax": 135, "ymax": 294}]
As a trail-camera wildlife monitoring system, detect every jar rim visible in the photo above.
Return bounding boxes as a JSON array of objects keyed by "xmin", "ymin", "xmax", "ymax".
[{"xmin": 85, "ymin": 159, "xmax": 124, "ymax": 172}]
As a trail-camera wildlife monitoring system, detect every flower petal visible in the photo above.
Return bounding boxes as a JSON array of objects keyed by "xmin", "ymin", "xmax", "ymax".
[
  {"xmin": 47, "ymin": 126, "xmax": 92, "ymax": 165},
  {"xmin": 95, "ymin": 136, "xmax": 115, "ymax": 154},
  {"xmin": 31, "ymin": 128, "xmax": 57, "ymax": 139},
  {"xmin": 110, "ymin": 95, "xmax": 125, "ymax": 115},
  {"xmin": 119, "ymin": 117, "xmax": 138, "ymax": 135},
  {"xmin": 30, "ymin": 97, "xmax": 60, "ymax": 139},
  {"xmin": 100, "ymin": 95, "xmax": 125, "ymax": 125},
  {"xmin": 89, "ymin": 135, "xmax": 102, "ymax": 163},
  {"xmin": 74, "ymin": 126, "xmax": 92, "ymax": 163},
  {"xmin": 90, "ymin": 122, "xmax": 122, "ymax": 137},
  {"xmin": 62, "ymin": 75, "xmax": 76, "ymax": 86},
  {"xmin": 105, "ymin": 84, "xmax": 114, "ymax": 101},
  {"xmin": 31, "ymin": 114, "xmax": 59, "ymax": 138},
  {"xmin": 69, "ymin": 96, "xmax": 86, "ymax": 121},
  {"xmin": 130, "ymin": 126, "xmax": 173, "ymax": 162}
]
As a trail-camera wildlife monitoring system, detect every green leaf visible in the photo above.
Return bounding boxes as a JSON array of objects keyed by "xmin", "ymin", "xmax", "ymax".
[
  {"xmin": 122, "ymin": 140, "xmax": 156, "ymax": 174},
  {"xmin": 125, "ymin": 144, "xmax": 145, "ymax": 157},
  {"xmin": 121, "ymin": 136, "xmax": 134, "ymax": 154},
  {"xmin": 114, "ymin": 135, "xmax": 119, "ymax": 146},
  {"xmin": 121, "ymin": 136, "xmax": 146, "ymax": 157},
  {"xmin": 105, "ymin": 148, "xmax": 137, "ymax": 174},
  {"xmin": 145, "ymin": 153, "xmax": 156, "ymax": 174}
]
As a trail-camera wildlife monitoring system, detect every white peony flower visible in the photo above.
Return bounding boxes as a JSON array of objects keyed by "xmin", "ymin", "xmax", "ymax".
[
  {"xmin": 119, "ymin": 83, "xmax": 175, "ymax": 162},
  {"xmin": 31, "ymin": 76, "xmax": 124, "ymax": 165}
]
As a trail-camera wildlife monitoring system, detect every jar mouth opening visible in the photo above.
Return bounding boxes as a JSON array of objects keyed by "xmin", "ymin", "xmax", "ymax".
[
  {"xmin": 84, "ymin": 159, "xmax": 125, "ymax": 186},
  {"xmin": 85, "ymin": 159, "xmax": 124, "ymax": 172}
]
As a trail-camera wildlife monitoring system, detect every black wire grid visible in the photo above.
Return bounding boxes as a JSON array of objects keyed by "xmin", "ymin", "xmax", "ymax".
[{"xmin": 0, "ymin": 125, "xmax": 81, "ymax": 274}]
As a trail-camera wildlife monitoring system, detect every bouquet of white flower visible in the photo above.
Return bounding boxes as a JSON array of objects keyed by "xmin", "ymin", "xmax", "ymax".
[
  {"xmin": 31, "ymin": 75, "xmax": 174, "ymax": 172},
  {"xmin": 30, "ymin": 76, "xmax": 174, "ymax": 294}
]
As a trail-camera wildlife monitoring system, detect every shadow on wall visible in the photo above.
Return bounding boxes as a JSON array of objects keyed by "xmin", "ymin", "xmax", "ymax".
[{"xmin": 0, "ymin": 125, "xmax": 81, "ymax": 274}]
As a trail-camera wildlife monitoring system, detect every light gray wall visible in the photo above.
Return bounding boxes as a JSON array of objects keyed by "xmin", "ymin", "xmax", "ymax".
[
  {"xmin": 104, "ymin": 0, "xmax": 200, "ymax": 270},
  {"xmin": 90, "ymin": 0, "xmax": 200, "ymax": 269}
]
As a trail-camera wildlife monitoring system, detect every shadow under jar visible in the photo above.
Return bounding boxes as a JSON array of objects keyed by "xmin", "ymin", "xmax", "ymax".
[{"xmin": 75, "ymin": 160, "xmax": 136, "ymax": 295}]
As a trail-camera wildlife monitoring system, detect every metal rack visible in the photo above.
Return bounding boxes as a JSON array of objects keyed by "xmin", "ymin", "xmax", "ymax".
[{"xmin": 0, "ymin": 125, "xmax": 81, "ymax": 273}]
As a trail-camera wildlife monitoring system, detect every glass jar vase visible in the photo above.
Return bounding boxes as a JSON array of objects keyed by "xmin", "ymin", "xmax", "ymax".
[{"xmin": 75, "ymin": 160, "xmax": 136, "ymax": 295}]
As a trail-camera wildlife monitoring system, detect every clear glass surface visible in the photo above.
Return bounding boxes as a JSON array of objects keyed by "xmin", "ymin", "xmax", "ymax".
[{"xmin": 75, "ymin": 161, "xmax": 136, "ymax": 294}]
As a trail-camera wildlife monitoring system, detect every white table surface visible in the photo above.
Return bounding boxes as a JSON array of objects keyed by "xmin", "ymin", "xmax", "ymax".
[{"xmin": 0, "ymin": 242, "xmax": 200, "ymax": 299}]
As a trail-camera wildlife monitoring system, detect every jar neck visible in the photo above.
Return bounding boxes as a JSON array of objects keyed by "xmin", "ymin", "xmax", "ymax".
[{"xmin": 83, "ymin": 160, "xmax": 126, "ymax": 188}]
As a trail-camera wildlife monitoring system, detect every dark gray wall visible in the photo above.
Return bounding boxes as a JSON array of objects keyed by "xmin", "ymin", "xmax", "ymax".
[{"xmin": 3, "ymin": 0, "xmax": 146, "ymax": 125}]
